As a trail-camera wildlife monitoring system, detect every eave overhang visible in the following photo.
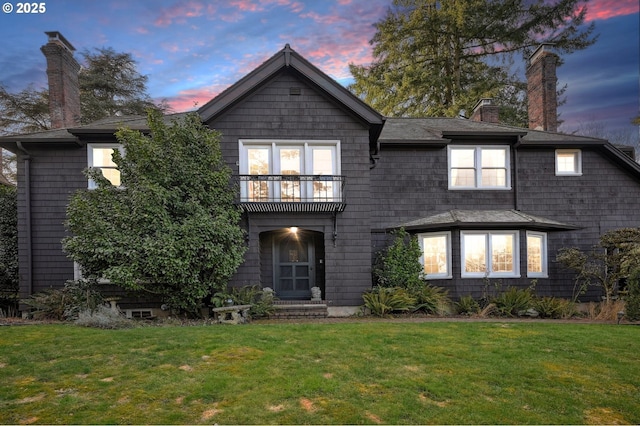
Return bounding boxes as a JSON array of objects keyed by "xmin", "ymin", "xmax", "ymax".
[{"xmin": 393, "ymin": 209, "xmax": 580, "ymax": 232}]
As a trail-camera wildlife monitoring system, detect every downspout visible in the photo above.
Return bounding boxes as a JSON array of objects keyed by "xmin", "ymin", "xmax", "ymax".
[
  {"xmin": 16, "ymin": 142, "xmax": 32, "ymax": 301},
  {"xmin": 513, "ymin": 136, "xmax": 521, "ymax": 211}
]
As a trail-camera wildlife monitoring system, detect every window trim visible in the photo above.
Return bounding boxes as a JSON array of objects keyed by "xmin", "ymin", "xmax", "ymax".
[
  {"xmin": 460, "ymin": 230, "xmax": 520, "ymax": 278},
  {"xmin": 526, "ymin": 231, "xmax": 548, "ymax": 278},
  {"xmin": 87, "ymin": 143, "xmax": 124, "ymax": 189},
  {"xmin": 238, "ymin": 139, "xmax": 341, "ymax": 202},
  {"xmin": 418, "ymin": 231, "xmax": 452, "ymax": 280},
  {"xmin": 239, "ymin": 139, "xmax": 341, "ymax": 174},
  {"xmin": 555, "ymin": 149, "xmax": 582, "ymax": 176},
  {"xmin": 448, "ymin": 145, "xmax": 511, "ymax": 190}
]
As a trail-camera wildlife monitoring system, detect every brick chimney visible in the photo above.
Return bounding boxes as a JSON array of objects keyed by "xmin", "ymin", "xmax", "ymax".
[
  {"xmin": 41, "ymin": 31, "xmax": 81, "ymax": 129},
  {"xmin": 526, "ymin": 43, "xmax": 558, "ymax": 132},
  {"xmin": 470, "ymin": 98, "xmax": 499, "ymax": 123}
]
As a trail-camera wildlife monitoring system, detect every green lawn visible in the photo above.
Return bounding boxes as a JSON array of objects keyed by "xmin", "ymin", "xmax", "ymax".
[{"xmin": 1, "ymin": 320, "xmax": 639, "ymax": 424}]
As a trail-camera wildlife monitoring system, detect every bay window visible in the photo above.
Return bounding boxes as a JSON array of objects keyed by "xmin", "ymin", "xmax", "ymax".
[
  {"xmin": 526, "ymin": 231, "xmax": 548, "ymax": 277},
  {"xmin": 461, "ymin": 231, "xmax": 519, "ymax": 278},
  {"xmin": 418, "ymin": 232, "xmax": 452, "ymax": 279}
]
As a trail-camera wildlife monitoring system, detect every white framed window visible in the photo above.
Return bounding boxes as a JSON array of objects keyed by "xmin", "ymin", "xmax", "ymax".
[
  {"xmin": 555, "ymin": 149, "xmax": 582, "ymax": 176},
  {"xmin": 461, "ymin": 231, "xmax": 520, "ymax": 278},
  {"xmin": 448, "ymin": 146, "xmax": 511, "ymax": 190},
  {"xmin": 239, "ymin": 139, "xmax": 341, "ymax": 202},
  {"xmin": 526, "ymin": 231, "xmax": 548, "ymax": 278},
  {"xmin": 418, "ymin": 232, "xmax": 452, "ymax": 279},
  {"xmin": 88, "ymin": 144, "xmax": 123, "ymax": 188}
]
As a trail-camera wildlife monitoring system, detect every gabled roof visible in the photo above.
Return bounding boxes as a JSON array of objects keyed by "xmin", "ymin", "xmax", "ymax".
[
  {"xmin": 198, "ymin": 44, "xmax": 384, "ymax": 127},
  {"xmin": 394, "ymin": 209, "xmax": 579, "ymax": 231}
]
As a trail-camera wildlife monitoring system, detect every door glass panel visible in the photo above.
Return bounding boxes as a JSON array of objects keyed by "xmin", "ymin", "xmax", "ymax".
[
  {"xmin": 248, "ymin": 147, "xmax": 270, "ymax": 201},
  {"xmin": 280, "ymin": 279, "xmax": 293, "ymax": 291},
  {"xmin": 295, "ymin": 265, "xmax": 309, "ymax": 277},
  {"xmin": 279, "ymin": 240, "xmax": 308, "ymax": 263},
  {"xmin": 312, "ymin": 147, "xmax": 336, "ymax": 200},
  {"xmin": 280, "ymin": 265, "xmax": 293, "ymax": 278},
  {"xmin": 295, "ymin": 279, "xmax": 309, "ymax": 290},
  {"xmin": 280, "ymin": 148, "xmax": 301, "ymax": 201}
]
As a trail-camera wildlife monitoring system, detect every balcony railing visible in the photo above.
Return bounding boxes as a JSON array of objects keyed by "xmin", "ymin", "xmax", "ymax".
[{"xmin": 236, "ymin": 175, "xmax": 346, "ymax": 213}]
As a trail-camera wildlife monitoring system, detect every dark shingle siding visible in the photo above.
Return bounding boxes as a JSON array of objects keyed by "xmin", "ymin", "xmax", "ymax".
[
  {"xmin": 16, "ymin": 145, "xmax": 86, "ymax": 299},
  {"xmin": 208, "ymin": 70, "xmax": 372, "ymax": 306}
]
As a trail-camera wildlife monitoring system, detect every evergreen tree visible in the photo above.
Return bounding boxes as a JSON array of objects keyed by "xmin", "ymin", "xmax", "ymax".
[
  {"xmin": 63, "ymin": 111, "xmax": 246, "ymax": 316},
  {"xmin": 349, "ymin": 0, "xmax": 597, "ymax": 124},
  {"xmin": 0, "ymin": 48, "xmax": 165, "ymax": 135},
  {"xmin": 78, "ymin": 48, "xmax": 166, "ymax": 123}
]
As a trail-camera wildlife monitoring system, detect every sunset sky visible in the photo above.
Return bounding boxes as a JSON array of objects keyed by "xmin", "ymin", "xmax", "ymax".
[{"xmin": 0, "ymin": 0, "xmax": 638, "ymax": 142}]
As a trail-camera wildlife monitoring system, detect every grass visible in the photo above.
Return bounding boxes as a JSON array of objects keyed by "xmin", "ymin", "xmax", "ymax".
[{"xmin": 1, "ymin": 320, "xmax": 639, "ymax": 424}]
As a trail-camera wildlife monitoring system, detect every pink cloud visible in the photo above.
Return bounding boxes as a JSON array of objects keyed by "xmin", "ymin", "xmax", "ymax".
[
  {"xmin": 135, "ymin": 27, "xmax": 149, "ymax": 35},
  {"xmin": 229, "ymin": 0, "xmax": 264, "ymax": 12},
  {"xmin": 163, "ymin": 86, "xmax": 227, "ymax": 112},
  {"xmin": 154, "ymin": 1, "xmax": 205, "ymax": 27},
  {"xmin": 585, "ymin": 0, "xmax": 639, "ymax": 21},
  {"xmin": 299, "ymin": 10, "xmax": 344, "ymax": 25},
  {"xmin": 161, "ymin": 42, "xmax": 183, "ymax": 53}
]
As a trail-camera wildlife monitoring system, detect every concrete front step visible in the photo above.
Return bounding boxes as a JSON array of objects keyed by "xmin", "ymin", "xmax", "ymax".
[{"xmin": 270, "ymin": 302, "xmax": 328, "ymax": 319}]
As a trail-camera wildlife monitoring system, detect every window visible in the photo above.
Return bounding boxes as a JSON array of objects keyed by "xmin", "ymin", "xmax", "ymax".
[
  {"xmin": 555, "ymin": 149, "xmax": 582, "ymax": 175},
  {"xmin": 88, "ymin": 144, "xmax": 123, "ymax": 188},
  {"xmin": 418, "ymin": 232, "xmax": 452, "ymax": 279},
  {"xmin": 461, "ymin": 231, "xmax": 520, "ymax": 278},
  {"xmin": 448, "ymin": 146, "xmax": 510, "ymax": 189},
  {"xmin": 239, "ymin": 140, "xmax": 341, "ymax": 202},
  {"xmin": 526, "ymin": 231, "xmax": 548, "ymax": 277}
]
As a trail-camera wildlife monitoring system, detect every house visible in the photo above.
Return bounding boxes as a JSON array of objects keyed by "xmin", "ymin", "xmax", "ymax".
[{"xmin": 2, "ymin": 33, "xmax": 640, "ymax": 317}]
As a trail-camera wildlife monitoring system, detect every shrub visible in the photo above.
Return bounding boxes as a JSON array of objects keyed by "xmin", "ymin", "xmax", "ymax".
[
  {"xmin": 412, "ymin": 284, "xmax": 452, "ymax": 315},
  {"xmin": 22, "ymin": 278, "xmax": 103, "ymax": 321},
  {"xmin": 533, "ymin": 296, "xmax": 577, "ymax": 319},
  {"xmin": 22, "ymin": 289, "xmax": 68, "ymax": 320},
  {"xmin": 624, "ymin": 268, "xmax": 640, "ymax": 321},
  {"xmin": 0, "ymin": 185, "xmax": 18, "ymax": 316},
  {"xmin": 456, "ymin": 295, "xmax": 480, "ymax": 316},
  {"xmin": 373, "ymin": 229, "xmax": 423, "ymax": 291},
  {"xmin": 585, "ymin": 300, "xmax": 626, "ymax": 321},
  {"xmin": 230, "ymin": 285, "xmax": 276, "ymax": 319},
  {"xmin": 363, "ymin": 287, "xmax": 416, "ymax": 317},
  {"xmin": 75, "ymin": 305, "xmax": 134, "ymax": 329},
  {"xmin": 492, "ymin": 286, "xmax": 533, "ymax": 317}
]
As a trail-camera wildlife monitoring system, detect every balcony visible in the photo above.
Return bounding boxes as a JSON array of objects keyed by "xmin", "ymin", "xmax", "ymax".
[{"xmin": 236, "ymin": 175, "xmax": 346, "ymax": 213}]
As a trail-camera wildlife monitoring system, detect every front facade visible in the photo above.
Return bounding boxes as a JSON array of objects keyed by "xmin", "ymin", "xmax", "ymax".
[{"xmin": 2, "ymin": 35, "xmax": 640, "ymax": 314}]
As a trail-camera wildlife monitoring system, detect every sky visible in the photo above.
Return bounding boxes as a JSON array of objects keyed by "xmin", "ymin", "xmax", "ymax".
[{"xmin": 0, "ymin": 0, "xmax": 638, "ymax": 143}]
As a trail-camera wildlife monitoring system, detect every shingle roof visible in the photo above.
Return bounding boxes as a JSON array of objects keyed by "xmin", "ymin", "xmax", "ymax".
[
  {"xmin": 378, "ymin": 117, "xmax": 607, "ymax": 145},
  {"xmin": 394, "ymin": 209, "xmax": 579, "ymax": 231}
]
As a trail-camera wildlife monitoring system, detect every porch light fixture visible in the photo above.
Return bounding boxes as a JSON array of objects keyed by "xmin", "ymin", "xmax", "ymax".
[{"xmin": 290, "ymin": 226, "xmax": 299, "ymax": 234}]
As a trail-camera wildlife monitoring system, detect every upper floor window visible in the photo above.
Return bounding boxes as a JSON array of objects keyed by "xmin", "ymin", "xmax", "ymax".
[
  {"xmin": 448, "ymin": 146, "xmax": 511, "ymax": 189},
  {"xmin": 239, "ymin": 140, "xmax": 341, "ymax": 202},
  {"xmin": 555, "ymin": 149, "xmax": 582, "ymax": 176},
  {"xmin": 88, "ymin": 144, "xmax": 123, "ymax": 188}
]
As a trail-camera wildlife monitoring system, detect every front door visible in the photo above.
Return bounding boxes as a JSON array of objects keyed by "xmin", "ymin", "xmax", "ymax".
[{"xmin": 274, "ymin": 232, "xmax": 314, "ymax": 299}]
